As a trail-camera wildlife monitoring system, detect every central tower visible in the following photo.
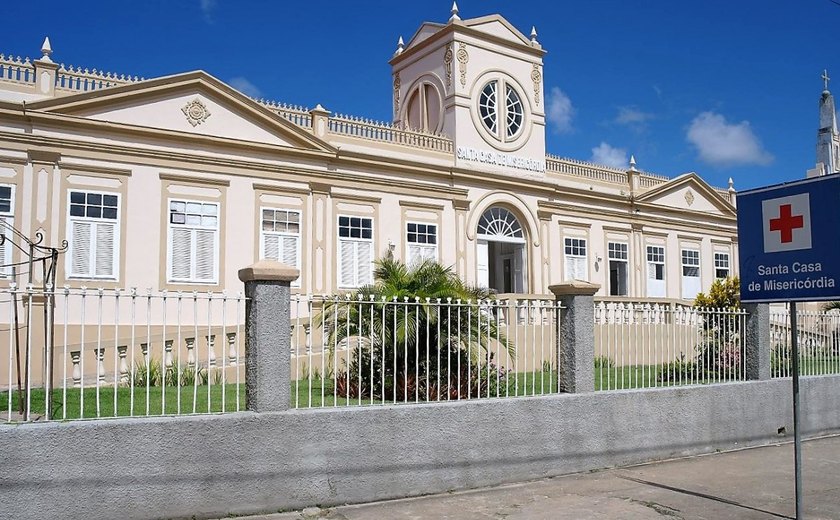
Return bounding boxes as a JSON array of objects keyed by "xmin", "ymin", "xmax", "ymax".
[{"xmin": 390, "ymin": 3, "xmax": 547, "ymax": 176}]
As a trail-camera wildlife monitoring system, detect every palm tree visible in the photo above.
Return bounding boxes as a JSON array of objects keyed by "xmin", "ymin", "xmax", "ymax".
[{"xmin": 316, "ymin": 257, "xmax": 510, "ymax": 401}]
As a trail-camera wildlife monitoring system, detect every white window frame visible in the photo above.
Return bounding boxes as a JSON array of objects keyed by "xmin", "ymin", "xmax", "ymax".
[
  {"xmin": 166, "ymin": 198, "xmax": 220, "ymax": 285},
  {"xmin": 259, "ymin": 207, "xmax": 302, "ymax": 287},
  {"xmin": 337, "ymin": 215, "xmax": 374, "ymax": 289},
  {"xmin": 0, "ymin": 184, "xmax": 14, "ymax": 279},
  {"xmin": 563, "ymin": 237, "xmax": 588, "ymax": 281},
  {"xmin": 405, "ymin": 221, "xmax": 438, "ymax": 265},
  {"xmin": 714, "ymin": 252, "xmax": 730, "ymax": 280},
  {"xmin": 646, "ymin": 245, "xmax": 666, "ymax": 298},
  {"xmin": 681, "ymin": 248, "xmax": 701, "ymax": 299},
  {"xmin": 607, "ymin": 241, "xmax": 629, "ymax": 296},
  {"xmin": 65, "ymin": 189, "xmax": 121, "ymax": 281}
]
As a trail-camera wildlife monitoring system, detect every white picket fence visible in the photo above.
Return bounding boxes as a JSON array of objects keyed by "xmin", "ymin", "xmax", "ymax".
[
  {"xmin": 289, "ymin": 295, "xmax": 562, "ymax": 407},
  {"xmin": 1, "ymin": 285, "xmax": 245, "ymax": 422},
  {"xmin": 593, "ymin": 301, "xmax": 748, "ymax": 390},
  {"xmin": 770, "ymin": 308, "xmax": 840, "ymax": 378}
]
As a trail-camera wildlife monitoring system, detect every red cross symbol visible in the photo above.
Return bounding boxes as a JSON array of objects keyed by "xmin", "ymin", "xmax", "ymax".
[{"xmin": 769, "ymin": 204, "xmax": 804, "ymax": 243}]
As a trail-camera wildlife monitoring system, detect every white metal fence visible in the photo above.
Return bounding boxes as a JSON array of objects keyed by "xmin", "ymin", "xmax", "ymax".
[
  {"xmin": 290, "ymin": 295, "xmax": 562, "ymax": 408},
  {"xmin": 770, "ymin": 308, "xmax": 840, "ymax": 378},
  {"xmin": 1, "ymin": 285, "xmax": 245, "ymax": 422},
  {"xmin": 594, "ymin": 302, "xmax": 748, "ymax": 390}
]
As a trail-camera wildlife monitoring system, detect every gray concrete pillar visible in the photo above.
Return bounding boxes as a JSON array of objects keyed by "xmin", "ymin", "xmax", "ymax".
[
  {"xmin": 743, "ymin": 303, "xmax": 771, "ymax": 380},
  {"xmin": 549, "ymin": 281, "xmax": 600, "ymax": 393},
  {"xmin": 238, "ymin": 260, "xmax": 300, "ymax": 412}
]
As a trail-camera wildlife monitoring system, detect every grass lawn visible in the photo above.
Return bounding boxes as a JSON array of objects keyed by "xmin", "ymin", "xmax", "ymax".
[{"xmin": 3, "ymin": 359, "xmax": 837, "ymax": 420}]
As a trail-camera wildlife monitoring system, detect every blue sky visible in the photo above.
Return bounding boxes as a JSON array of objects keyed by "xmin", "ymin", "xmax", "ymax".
[{"xmin": 5, "ymin": 1, "xmax": 839, "ymax": 191}]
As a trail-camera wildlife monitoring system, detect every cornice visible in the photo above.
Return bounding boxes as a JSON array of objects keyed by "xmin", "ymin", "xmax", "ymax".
[
  {"xmin": 59, "ymin": 162, "xmax": 133, "ymax": 177},
  {"xmin": 159, "ymin": 172, "xmax": 230, "ymax": 187},
  {"xmin": 331, "ymin": 191, "xmax": 382, "ymax": 204},
  {"xmin": 399, "ymin": 200, "xmax": 446, "ymax": 211},
  {"xmin": 252, "ymin": 182, "xmax": 310, "ymax": 195}
]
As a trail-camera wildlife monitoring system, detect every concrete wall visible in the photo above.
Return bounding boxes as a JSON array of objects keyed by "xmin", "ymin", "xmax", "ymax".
[{"xmin": 2, "ymin": 375, "xmax": 838, "ymax": 520}]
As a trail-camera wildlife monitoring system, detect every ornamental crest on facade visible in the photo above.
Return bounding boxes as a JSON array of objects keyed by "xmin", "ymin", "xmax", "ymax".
[
  {"xmin": 181, "ymin": 98, "xmax": 211, "ymax": 127},
  {"xmin": 457, "ymin": 42, "xmax": 469, "ymax": 88},
  {"xmin": 393, "ymin": 72, "xmax": 401, "ymax": 116},
  {"xmin": 685, "ymin": 190, "xmax": 695, "ymax": 206},
  {"xmin": 531, "ymin": 64, "xmax": 542, "ymax": 105},
  {"xmin": 444, "ymin": 45, "xmax": 453, "ymax": 87}
]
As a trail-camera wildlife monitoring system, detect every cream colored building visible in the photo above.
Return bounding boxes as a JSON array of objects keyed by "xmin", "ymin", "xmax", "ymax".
[{"xmin": 0, "ymin": 8, "xmax": 738, "ymax": 302}]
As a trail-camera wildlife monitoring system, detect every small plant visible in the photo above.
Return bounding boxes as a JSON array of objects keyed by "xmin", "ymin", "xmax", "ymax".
[
  {"xmin": 657, "ymin": 354, "xmax": 698, "ymax": 383},
  {"xmin": 594, "ymin": 356, "xmax": 614, "ymax": 370},
  {"xmin": 132, "ymin": 358, "xmax": 163, "ymax": 387}
]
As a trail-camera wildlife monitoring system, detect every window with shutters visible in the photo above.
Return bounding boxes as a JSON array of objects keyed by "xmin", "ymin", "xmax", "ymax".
[
  {"xmin": 260, "ymin": 208, "xmax": 301, "ymax": 287},
  {"xmin": 66, "ymin": 190, "xmax": 120, "ymax": 280},
  {"xmin": 608, "ymin": 242, "xmax": 629, "ymax": 296},
  {"xmin": 646, "ymin": 246, "xmax": 665, "ymax": 281},
  {"xmin": 406, "ymin": 222, "xmax": 437, "ymax": 266},
  {"xmin": 167, "ymin": 199, "xmax": 219, "ymax": 284},
  {"xmin": 681, "ymin": 248, "xmax": 701, "ymax": 299},
  {"xmin": 714, "ymin": 252, "xmax": 730, "ymax": 279},
  {"xmin": 338, "ymin": 215, "xmax": 373, "ymax": 288},
  {"xmin": 563, "ymin": 237, "xmax": 587, "ymax": 281},
  {"xmin": 0, "ymin": 185, "xmax": 14, "ymax": 278}
]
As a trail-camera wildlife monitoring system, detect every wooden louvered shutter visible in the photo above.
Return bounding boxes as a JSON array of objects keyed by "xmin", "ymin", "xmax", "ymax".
[
  {"xmin": 194, "ymin": 229, "xmax": 216, "ymax": 282},
  {"xmin": 262, "ymin": 234, "xmax": 280, "ymax": 261},
  {"xmin": 339, "ymin": 240, "xmax": 355, "ymax": 287},
  {"xmin": 170, "ymin": 228, "xmax": 192, "ymax": 281},
  {"xmin": 94, "ymin": 222, "xmax": 116, "ymax": 277},
  {"xmin": 281, "ymin": 235, "xmax": 299, "ymax": 287},
  {"xmin": 0, "ymin": 216, "xmax": 10, "ymax": 278},
  {"xmin": 70, "ymin": 220, "xmax": 92, "ymax": 277},
  {"xmin": 356, "ymin": 240, "xmax": 372, "ymax": 286}
]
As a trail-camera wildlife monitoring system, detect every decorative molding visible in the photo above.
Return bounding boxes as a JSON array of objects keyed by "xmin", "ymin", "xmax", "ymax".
[
  {"xmin": 159, "ymin": 172, "xmax": 230, "ymax": 187},
  {"xmin": 252, "ymin": 182, "xmax": 310, "ymax": 195},
  {"xmin": 331, "ymin": 191, "xmax": 382, "ymax": 204},
  {"xmin": 58, "ymin": 162, "xmax": 132, "ymax": 177},
  {"xmin": 443, "ymin": 44, "xmax": 453, "ymax": 88},
  {"xmin": 531, "ymin": 64, "xmax": 542, "ymax": 105},
  {"xmin": 393, "ymin": 73, "xmax": 401, "ymax": 117},
  {"xmin": 456, "ymin": 42, "xmax": 469, "ymax": 88},
  {"xmin": 452, "ymin": 198, "xmax": 471, "ymax": 211},
  {"xmin": 27, "ymin": 149, "xmax": 61, "ymax": 164},
  {"xmin": 181, "ymin": 98, "xmax": 211, "ymax": 127},
  {"xmin": 685, "ymin": 190, "xmax": 695, "ymax": 206},
  {"xmin": 309, "ymin": 182, "xmax": 332, "ymax": 195},
  {"xmin": 399, "ymin": 200, "xmax": 445, "ymax": 211}
]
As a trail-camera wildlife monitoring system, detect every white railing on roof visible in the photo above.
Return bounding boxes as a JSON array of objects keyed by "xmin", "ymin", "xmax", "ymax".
[
  {"xmin": 55, "ymin": 63, "xmax": 141, "ymax": 93},
  {"xmin": 545, "ymin": 155, "xmax": 628, "ymax": 185},
  {"xmin": 328, "ymin": 113, "xmax": 453, "ymax": 153},
  {"xmin": 0, "ymin": 54, "xmax": 35, "ymax": 85},
  {"xmin": 261, "ymin": 100, "xmax": 313, "ymax": 129}
]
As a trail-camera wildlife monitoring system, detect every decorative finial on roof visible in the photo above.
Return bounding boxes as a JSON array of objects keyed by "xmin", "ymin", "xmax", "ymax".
[
  {"xmin": 822, "ymin": 69, "xmax": 831, "ymax": 93},
  {"xmin": 629, "ymin": 154, "xmax": 637, "ymax": 172},
  {"xmin": 449, "ymin": 1, "xmax": 461, "ymax": 22},
  {"xmin": 40, "ymin": 36, "xmax": 53, "ymax": 63},
  {"xmin": 395, "ymin": 36, "xmax": 404, "ymax": 56},
  {"xmin": 530, "ymin": 26, "xmax": 539, "ymax": 45},
  {"xmin": 728, "ymin": 177, "xmax": 735, "ymax": 190}
]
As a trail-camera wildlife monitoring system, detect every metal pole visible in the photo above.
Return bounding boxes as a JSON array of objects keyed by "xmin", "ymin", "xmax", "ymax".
[{"xmin": 790, "ymin": 301, "xmax": 803, "ymax": 519}]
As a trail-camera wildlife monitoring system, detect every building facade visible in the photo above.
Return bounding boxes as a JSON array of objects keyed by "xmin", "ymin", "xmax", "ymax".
[{"xmin": 0, "ymin": 9, "xmax": 738, "ymax": 301}]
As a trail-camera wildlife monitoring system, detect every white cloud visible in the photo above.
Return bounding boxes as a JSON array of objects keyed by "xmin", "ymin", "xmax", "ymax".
[
  {"xmin": 547, "ymin": 86, "xmax": 574, "ymax": 134},
  {"xmin": 200, "ymin": 0, "xmax": 216, "ymax": 22},
  {"xmin": 590, "ymin": 142, "xmax": 628, "ymax": 169},
  {"xmin": 229, "ymin": 77, "xmax": 262, "ymax": 98},
  {"xmin": 686, "ymin": 111, "xmax": 773, "ymax": 167},
  {"xmin": 615, "ymin": 106, "xmax": 654, "ymax": 125}
]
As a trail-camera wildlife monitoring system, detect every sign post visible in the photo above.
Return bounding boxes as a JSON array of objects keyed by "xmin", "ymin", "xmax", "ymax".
[{"xmin": 737, "ymin": 174, "xmax": 840, "ymax": 519}]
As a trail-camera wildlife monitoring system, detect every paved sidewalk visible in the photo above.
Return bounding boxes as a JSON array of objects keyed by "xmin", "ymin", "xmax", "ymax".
[{"xmin": 222, "ymin": 435, "xmax": 840, "ymax": 520}]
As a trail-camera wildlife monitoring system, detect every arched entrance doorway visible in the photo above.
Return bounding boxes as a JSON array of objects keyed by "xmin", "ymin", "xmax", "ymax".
[{"xmin": 476, "ymin": 207, "xmax": 527, "ymax": 293}]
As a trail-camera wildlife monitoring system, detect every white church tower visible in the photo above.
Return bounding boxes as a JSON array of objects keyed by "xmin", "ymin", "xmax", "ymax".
[
  {"xmin": 390, "ymin": 3, "xmax": 547, "ymax": 176},
  {"xmin": 807, "ymin": 70, "xmax": 840, "ymax": 177}
]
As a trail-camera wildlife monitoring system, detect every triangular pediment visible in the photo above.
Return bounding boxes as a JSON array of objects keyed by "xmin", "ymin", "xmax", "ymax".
[
  {"xmin": 27, "ymin": 71, "xmax": 333, "ymax": 152},
  {"xmin": 636, "ymin": 173, "xmax": 735, "ymax": 216},
  {"xmin": 462, "ymin": 15, "xmax": 531, "ymax": 46}
]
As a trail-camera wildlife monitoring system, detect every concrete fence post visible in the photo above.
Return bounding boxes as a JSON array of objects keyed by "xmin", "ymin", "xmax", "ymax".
[
  {"xmin": 238, "ymin": 260, "xmax": 300, "ymax": 412},
  {"xmin": 549, "ymin": 281, "xmax": 601, "ymax": 393},
  {"xmin": 743, "ymin": 303, "xmax": 771, "ymax": 380}
]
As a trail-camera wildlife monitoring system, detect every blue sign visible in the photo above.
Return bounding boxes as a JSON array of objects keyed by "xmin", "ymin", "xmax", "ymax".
[{"xmin": 738, "ymin": 175, "xmax": 840, "ymax": 303}]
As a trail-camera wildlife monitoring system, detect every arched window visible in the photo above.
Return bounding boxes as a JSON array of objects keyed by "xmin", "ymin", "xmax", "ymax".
[
  {"xmin": 477, "ymin": 79, "xmax": 525, "ymax": 143},
  {"xmin": 477, "ymin": 207, "xmax": 524, "ymax": 242},
  {"xmin": 405, "ymin": 82, "xmax": 442, "ymax": 133}
]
